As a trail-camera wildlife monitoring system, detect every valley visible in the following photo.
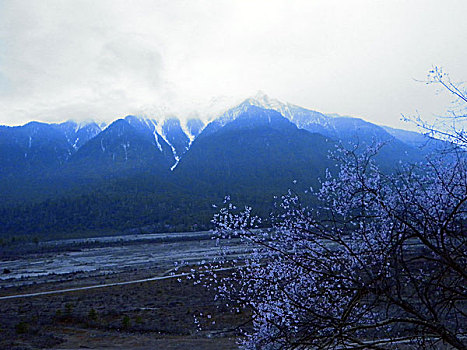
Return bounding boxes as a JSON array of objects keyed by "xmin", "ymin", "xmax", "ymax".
[
  {"xmin": 2, "ymin": 3, "xmax": 465, "ymax": 348},
  {"xmin": 0, "ymin": 94, "xmax": 452, "ymax": 349}
]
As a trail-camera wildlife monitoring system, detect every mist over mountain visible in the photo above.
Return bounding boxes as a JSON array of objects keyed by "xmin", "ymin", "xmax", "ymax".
[{"xmin": 0, "ymin": 95, "xmax": 445, "ymax": 239}]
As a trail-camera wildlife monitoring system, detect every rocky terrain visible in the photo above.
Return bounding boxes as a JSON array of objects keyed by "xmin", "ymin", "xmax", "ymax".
[{"xmin": 0, "ymin": 233, "xmax": 250, "ymax": 349}]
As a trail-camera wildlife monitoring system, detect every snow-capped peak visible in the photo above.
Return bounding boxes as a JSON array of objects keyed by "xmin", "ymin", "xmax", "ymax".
[
  {"xmin": 245, "ymin": 92, "xmax": 331, "ymax": 129},
  {"xmin": 212, "ymin": 92, "xmax": 294, "ymax": 128},
  {"xmin": 245, "ymin": 91, "xmax": 297, "ymax": 121}
]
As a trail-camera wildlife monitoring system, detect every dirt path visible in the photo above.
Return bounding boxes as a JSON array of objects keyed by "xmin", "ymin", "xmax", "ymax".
[{"xmin": 0, "ymin": 267, "xmax": 236, "ymax": 300}]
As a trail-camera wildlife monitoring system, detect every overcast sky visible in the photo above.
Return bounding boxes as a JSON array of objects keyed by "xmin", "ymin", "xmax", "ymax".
[{"xmin": 0, "ymin": 0, "xmax": 466, "ymax": 128}]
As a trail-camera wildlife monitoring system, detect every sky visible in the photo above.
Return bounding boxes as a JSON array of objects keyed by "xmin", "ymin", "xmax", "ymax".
[{"xmin": 0, "ymin": 0, "xmax": 466, "ymax": 129}]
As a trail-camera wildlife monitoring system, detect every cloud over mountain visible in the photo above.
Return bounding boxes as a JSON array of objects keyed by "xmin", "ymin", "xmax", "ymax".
[{"xmin": 0, "ymin": 0, "xmax": 465, "ymax": 127}]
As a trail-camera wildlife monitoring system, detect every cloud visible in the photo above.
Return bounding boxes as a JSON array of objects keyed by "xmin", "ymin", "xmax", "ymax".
[
  {"xmin": 0, "ymin": 0, "xmax": 170, "ymax": 123},
  {"xmin": 0, "ymin": 0, "xmax": 466, "ymax": 128}
]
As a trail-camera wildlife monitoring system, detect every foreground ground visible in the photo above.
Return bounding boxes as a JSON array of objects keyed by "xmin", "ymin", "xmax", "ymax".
[
  {"xmin": 0, "ymin": 267, "xmax": 249, "ymax": 349},
  {"xmin": 0, "ymin": 233, "xmax": 250, "ymax": 349}
]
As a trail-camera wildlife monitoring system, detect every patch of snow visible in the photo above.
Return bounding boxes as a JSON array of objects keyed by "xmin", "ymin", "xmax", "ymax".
[
  {"xmin": 180, "ymin": 120, "xmax": 195, "ymax": 147},
  {"xmin": 247, "ymin": 92, "xmax": 294, "ymax": 120},
  {"xmin": 122, "ymin": 142, "xmax": 129, "ymax": 161},
  {"xmin": 146, "ymin": 119, "xmax": 163, "ymax": 152},
  {"xmin": 72, "ymin": 137, "xmax": 80, "ymax": 150},
  {"xmin": 216, "ymin": 102, "xmax": 250, "ymax": 127},
  {"xmin": 212, "ymin": 92, "xmax": 294, "ymax": 128},
  {"xmin": 170, "ymin": 156, "xmax": 180, "ymax": 171},
  {"xmin": 246, "ymin": 91, "xmax": 331, "ymax": 130},
  {"xmin": 156, "ymin": 120, "xmax": 179, "ymax": 169}
]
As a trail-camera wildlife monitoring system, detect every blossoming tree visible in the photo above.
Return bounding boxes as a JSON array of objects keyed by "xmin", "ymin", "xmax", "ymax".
[{"xmin": 209, "ymin": 70, "xmax": 466, "ymax": 349}]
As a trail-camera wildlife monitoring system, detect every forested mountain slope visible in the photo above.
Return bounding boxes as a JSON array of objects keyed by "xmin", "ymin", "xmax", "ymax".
[{"xmin": 0, "ymin": 96, "xmax": 442, "ymax": 239}]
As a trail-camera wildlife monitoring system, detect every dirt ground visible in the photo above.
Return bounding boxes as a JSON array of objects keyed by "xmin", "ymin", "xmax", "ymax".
[{"xmin": 0, "ymin": 268, "xmax": 249, "ymax": 350}]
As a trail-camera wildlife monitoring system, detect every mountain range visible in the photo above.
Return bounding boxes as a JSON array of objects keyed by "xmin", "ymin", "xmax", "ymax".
[{"xmin": 0, "ymin": 93, "xmax": 444, "ymax": 239}]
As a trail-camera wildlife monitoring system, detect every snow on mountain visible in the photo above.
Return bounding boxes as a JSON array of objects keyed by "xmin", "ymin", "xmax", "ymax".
[
  {"xmin": 0, "ymin": 121, "xmax": 73, "ymax": 171},
  {"xmin": 180, "ymin": 117, "xmax": 205, "ymax": 146},
  {"xmin": 123, "ymin": 115, "xmax": 174, "ymax": 161},
  {"xmin": 212, "ymin": 100, "xmax": 253, "ymax": 128},
  {"xmin": 204, "ymin": 91, "xmax": 333, "ymax": 136},
  {"xmin": 230, "ymin": 92, "xmax": 414, "ymax": 146},
  {"xmin": 1, "ymin": 93, "xmax": 333, "ymax": 170},
  {"xmin": 56, "ymin": 120, "xmax": 102, "ymax": 150},
  {"xmin": 246, "ymin": 91, "xmax": 331, "ymax": 129},
  {"xmin": 160, "ymin": 118, "xmax": 186, "ymax": 170},
  {"xmin": 122, "ymin": 115, "xmax": 205, "ymax": 170},
  {"xmin": 1, "ymin": 93, "xmax": 435, "ymax": 176},
  {"xmin": 185, "ymin": 118, "xmax": 205, "ymax": 139}
]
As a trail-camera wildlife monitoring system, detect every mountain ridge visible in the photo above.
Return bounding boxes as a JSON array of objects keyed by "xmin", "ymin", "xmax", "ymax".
[
  {"xmin": 1, "ymin": 93, "xmax": 438, "ymax": 169},
  {"xmin": 0, "ymin": 95, "xmax": 447, "ymax": 239}
]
